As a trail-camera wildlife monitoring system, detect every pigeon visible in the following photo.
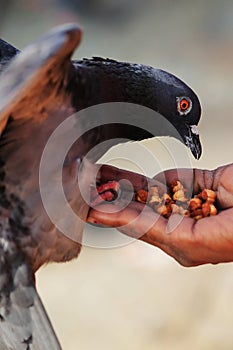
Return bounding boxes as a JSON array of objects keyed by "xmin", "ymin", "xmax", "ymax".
[{"xmin": 0, "ymin": 23, "xmax": 202, "ymax": 349}]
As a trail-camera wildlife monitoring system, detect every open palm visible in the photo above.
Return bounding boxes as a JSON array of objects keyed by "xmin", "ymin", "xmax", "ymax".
[{"xmin": 88, "ymin": 164, "xmax": 233, "ymax": 266}]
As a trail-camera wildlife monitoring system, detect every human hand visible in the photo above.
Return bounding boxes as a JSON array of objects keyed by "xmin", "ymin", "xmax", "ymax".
[{"xmin": 87, "ymin": 164, "xmax": 233, "ymax": 266}]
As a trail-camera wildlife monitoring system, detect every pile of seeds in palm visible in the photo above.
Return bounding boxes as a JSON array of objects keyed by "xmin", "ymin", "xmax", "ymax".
[{"xmin": 135, "ymin": 180, "xmax": 217, "ymax": 220}]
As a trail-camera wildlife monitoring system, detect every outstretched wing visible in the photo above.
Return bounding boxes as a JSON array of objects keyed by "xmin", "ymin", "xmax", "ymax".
[
  {"xmin": 0, "ymin": 24, "xmax": 83, "ymax": 349},
  {"xmin": 0, "ymin": 23, "xmax": 82, "ymax": 134}
]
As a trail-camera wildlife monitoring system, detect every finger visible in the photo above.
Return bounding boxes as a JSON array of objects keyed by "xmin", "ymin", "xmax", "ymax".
[
  {"xmin": 87, "ymin": 201, "xmax": 144, "ymax": 227},
  {"xmin": 153, "ymin": 168, "xmax": 216, "ymax": 194},
  {"xmin": 87, "ymin": 201, "xmax": 167, "ymax": 241},
  {"xmin": 213, "ymin": 164, "xmax": 233, "ymax": 208},
  {"xmin": 154, "ymin": 168, "xmax": 194, "ymax": 187},
  {"xmin": 96, "ymin": 164, "xmax": 164, "ymax": 192},
  {"xmin": 87, "ymin": 206, "xmax": 133, "ymax": 227}
]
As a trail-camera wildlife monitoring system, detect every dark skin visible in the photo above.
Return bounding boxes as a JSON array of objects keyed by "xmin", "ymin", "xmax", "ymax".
[{"xmin": 87, "ymin": 164, "xmax": 233, "ymax": 267}]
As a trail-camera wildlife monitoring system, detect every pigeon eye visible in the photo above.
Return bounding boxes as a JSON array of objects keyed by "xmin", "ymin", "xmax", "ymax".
[{"xmin": 177, "ymin": 96, "xmax": 192, "ymax": 115}]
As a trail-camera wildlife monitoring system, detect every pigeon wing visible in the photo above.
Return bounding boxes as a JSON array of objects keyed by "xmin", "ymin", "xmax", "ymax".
[{"xmin": 0, "ymin": 24, "xmax": 83, "ymax": 349}]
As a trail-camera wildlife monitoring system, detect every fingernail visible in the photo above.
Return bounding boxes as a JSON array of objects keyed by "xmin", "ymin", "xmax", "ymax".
[{"xmin": 87, "ymin": 217, "xmax": 98, "ymax": 224}]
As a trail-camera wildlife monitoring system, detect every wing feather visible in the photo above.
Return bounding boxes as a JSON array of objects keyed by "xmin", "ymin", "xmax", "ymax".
[
  {"xmin": 0, "ymin": 237, "xmax": 62, "ymax": 349},
  {"xmin": 0, "ymin": 23, "xmax": 82, "ymax": 134}
]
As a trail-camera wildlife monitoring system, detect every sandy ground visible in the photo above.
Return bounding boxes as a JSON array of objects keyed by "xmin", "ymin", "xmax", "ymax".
[{"xmin": 1, "ymin": 1, "xmax": 233, "ymax": 349}]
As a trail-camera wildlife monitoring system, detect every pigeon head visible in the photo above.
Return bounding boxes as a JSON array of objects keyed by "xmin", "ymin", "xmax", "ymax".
[
  {"xmin": 72, "ymin": 59, "xmax": 202, "ymax": 159},
  {"xmin": 150, "ymin": 68, "xmax": 202, "ymax": 159}
]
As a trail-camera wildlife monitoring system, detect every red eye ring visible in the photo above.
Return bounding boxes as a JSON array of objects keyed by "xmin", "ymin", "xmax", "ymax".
[
  {"xmin": 177, "ymin": 96, "xmax": 192, "ymax": 115},
  {"xmin": 180, "ymin": 99, "xmax": 189, "ymax": 111}
]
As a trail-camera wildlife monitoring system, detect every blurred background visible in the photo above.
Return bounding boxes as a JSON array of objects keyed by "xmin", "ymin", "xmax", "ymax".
[{"xmin": 1, "ymin": 0, "xmax": 233, "ymax": 349}]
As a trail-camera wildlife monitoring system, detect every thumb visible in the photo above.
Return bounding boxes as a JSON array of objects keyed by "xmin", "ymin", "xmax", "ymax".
[
  {"xmin": 87, "ymin": 202, "xmax": 166, "ymax": 241},
  {"xmin": 87, "ymin": 202, "xmax": 141, "ymax": 227}
]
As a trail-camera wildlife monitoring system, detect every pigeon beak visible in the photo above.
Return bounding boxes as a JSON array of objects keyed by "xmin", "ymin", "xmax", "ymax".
[{"xmin": 184, "ymin": 125, "xmax": 202, "ymax": 160}]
